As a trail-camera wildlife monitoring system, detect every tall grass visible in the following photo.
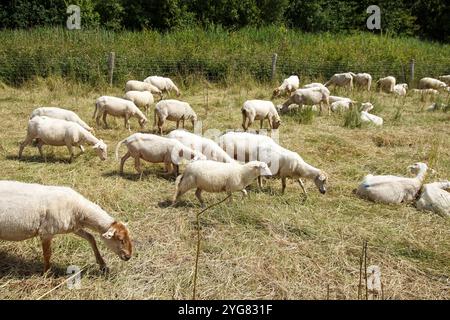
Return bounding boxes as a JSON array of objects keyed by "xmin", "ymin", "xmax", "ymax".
[{"xmin": 0, "ymin": 27, "xmax": 449, "ymax": 86}]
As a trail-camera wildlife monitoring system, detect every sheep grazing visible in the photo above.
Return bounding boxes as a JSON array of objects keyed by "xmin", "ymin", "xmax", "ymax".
[
  {"xmin": 352, "ymin": 73, "xmax": 372, "ymax": 91},
  {"xmin": 393, "ymin": 83, "xmax": 408, "ymax": 96},
  {"xmin": 154, "ymin": 99, "xmax": 198, "ymax": 135},
  {"xmin": 302, "ymin": 83, "xmax": 326, "ymax": 89},
  {"xmin": 218, "ymin": 132, "xmax": 328, "ymax": 195},
  {"xmin": 272, "ymin": 75, "xmax": 300, "ymax": 98},
  {"xmin": 356, "ymin": 162, "xmax": 428, "ymax": 204},
  {"xmin": 416, "ymin": 181, "xmax": 450, "ymax": 217},
  {"xmin": 278, "ymin": 87, "xmax": 330, "ymax": 115},
  {"xmin": 143, "ymin": 76, "xmax": 180, "ymax": 97},
  {"xmin": 166, "ymin": 129, "xmax": 234, "ymax": 163},
  {"xmin": 30, "ymin": 107, "xmax": 93, "ymax": 132},
  {"xmin": 324, "ymin": 73, "xmax": 354, "ymax": 90},
  {"xmin": 172, "ymin": 160, "xmax": 272, "ymax": 207},
  {"xmin": 0, "ymin": 180, "xmax": 132, "ymax": 273},
  {"xmin": 418, "ymin": 77, "xmax": 447, "ymax": 90},
  {"xmin": 94, "ymin": 96, "xmax": 148, "ymax": 131},
  {"xmin": 19, "ymin": 116, "xmax": 107, "ymax": 163},
  {"xmin": 438, "ymin": 75, "xmax": 450, "ymax": 86},
  {"xmin": 124, "ymin": 90, "xmax": 154, "ymax": 115},
  {"xmin": 241, "ymin": 100, "xmax": 281, "ymax": 131},
  {"xmin": 360, "ymin": 102, "xmax": 383, "ymax": 126},
  {"xmin": 125, "ymin": 80, "xmax": 162, "ymax": 97},
  {"xmin": 376, "ymin": 76, "xmax": 396, "ymax": 93},
  {"xmin": 115, "ymin": 133, "xmax": 206, "ymax": 177}
]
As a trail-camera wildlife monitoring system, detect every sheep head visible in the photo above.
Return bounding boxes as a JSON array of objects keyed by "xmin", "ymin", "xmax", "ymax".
[
  {"xmin": 139, "ymin": 118, "xmax": 148, "ymax": 128},
  {"xmin": 101, "ymin": 221, "xmax": 133, "ymax": 262},
  {"xmin": 93, "ymin": 140, "xmax": 107, "ymax": 160},
  {"xmin": 246, "ymin": 161, "xmax": 272, "ymax": 176},
  {"xmin": 314, "ymin": 171, "xmax": 328, "ymax": 194},
  {"xmin": 407, "ymin": 162, "xmax": 428, "ymax": 175},
  {"xmin": 272, "ymin": 88, "xmax": 281, "ymax": 99}
]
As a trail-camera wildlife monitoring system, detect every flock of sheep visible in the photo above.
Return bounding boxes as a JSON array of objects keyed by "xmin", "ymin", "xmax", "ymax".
[{"xmin": 0, "ymin": 72, "xmax": 449, "ymax": 274}]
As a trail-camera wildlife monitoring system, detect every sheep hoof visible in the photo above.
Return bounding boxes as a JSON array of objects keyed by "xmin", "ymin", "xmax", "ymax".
[{"xmin": 99, "ymin": 265, "xmax": 110, "ymax": 274}]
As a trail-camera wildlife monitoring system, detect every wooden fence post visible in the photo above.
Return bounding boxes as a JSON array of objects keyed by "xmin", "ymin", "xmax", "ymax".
[
  {"xmin": 271, "ymin": 53, "xmax": 278, "ymax": 82},
  {"xmin": 409, "ymin": 59, "xmax": 415, "ymax": 88},
  {"xmin": 108, "ymin": 52, "xmax": 115, "ymax": 87}
]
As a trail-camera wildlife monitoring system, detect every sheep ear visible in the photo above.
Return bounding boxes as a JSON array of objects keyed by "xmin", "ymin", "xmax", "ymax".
[{"xmin": 102, "ymin": 227, "xmax": 116, "ymax": 239}]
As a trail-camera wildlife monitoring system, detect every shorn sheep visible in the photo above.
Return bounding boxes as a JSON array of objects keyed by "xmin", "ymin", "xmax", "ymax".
[
  {"xmin": 376, "ymin": 76, "xmax": 396, "ymax": 93},
  {"xmin": 393, "ymin": 83, "xmax": 408, "ymax": 96},
  {"xmin": 19, "ymin": 116, "xmax": 107, "ymax": 163},
  {"xmin": 94, "ymin": 96, "xmax": 148, "ymax": 131},
  {"xmin": 30, "ymin": 107, "xmax": 93, "ymax": 132},
  {"xmin": 144, "ymin": 76, "xmax": 181, "ymax": 97},
  {"xmin": 154, "ymin": 99, "xmax": 198, "ymax": 135},
  {"xmin": 125, "ymin": 80, "xmax": 162, "ymax": 98},
  {"xmin": 438, "ymin": 75, "xmax": 450, "ymax": 86},
  {"xmin": 302, "ymin": 83, "xmax": 326, "ymax": 89},
  {"xmin": 278, "ymin": 87, "xmax": 330, "ymax": 115},
  {"xmin": 360, "ymin": 102, "xmax": 383, "ymax": 126},
  {"xmin": 352, "ymin": 73, "xmax": 372, "ymax": 91},
  {"xmin": 324, "ymin": 73, "xmax": 354, "ymax": 90},
  {"xmin": 356, "ymin": 162, "xmax": 428, "ymax": 204},
  {"xmin": 416, "ymin": 181, "xmax": 450, "ymax": 217},
  {"xmin": 124, "ymin": 90, "xmax": 154, "ymax": 115},
  {"xmin": 241, "ymin": 100, "xmax": 281, "ymax": 131},
  {"xmin": 272, "ymin": 75, "xmax": 300, "ymax": 98},
  {"xmin": 115, "ymin": 133, "xmax": 206, "ymax": 177},
  {"xmin": 172, "ymin": 160, "xmax": 272, "ymax": 207},
  {"xmin": 166, "ymin": 129, "xmax": 234, "ymax": 163},
  {"xmin": 0, "ymin": 181, "xmax": 132, "ymax": 273},
  {"xmin": 418, "ymin": 77, "xmax": 447, "ymax": 90}
]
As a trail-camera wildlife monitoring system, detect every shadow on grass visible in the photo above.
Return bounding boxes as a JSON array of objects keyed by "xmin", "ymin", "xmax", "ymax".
[
  {"xmin": 0, "ymin": 251, "xmax": 66, "ymax": 278},
  {"xmin": 102, "ymin": 169, "xmax": 177, "ymax": 182},
  {"xmin": 159, "ymin": 199, "xmax": 197, "ymax": 209},
  {"xmin": 6, "ymin": 154, "xmax": 71, "ymax": 164}
]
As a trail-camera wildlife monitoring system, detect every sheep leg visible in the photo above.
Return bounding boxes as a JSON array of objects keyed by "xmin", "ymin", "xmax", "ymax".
[
  {"xmin": 267, "ymin": 118, "xmax": 273, "ymax": 130},
  {"xmin": 195, "ymin": 188, "xmax": 205, "ymax": 208},
  {"xmin": 176, "ymin": 120, "xmax": 180, "ymax": 129},
  {"xmin": 124, "ymin": 114, "xmax": 131, "ymax": 131},
  {"xmin": 102, "ymin": 112, "xmax": 108, "ymax": 128},
  {"xmin": 36, "ymin": 139, "xmax": 46, "ymax": 162},
  {"xmin": 260, "ymin": 119, "xmax": 264, "ymax": 129},
  {"xmin": 241, "ymin": 189, "xmax": 248, "ymax": 198},
  {"xmin": 18, "ymin": 136, "xmax": 33, "ymax": 159},
  {"xmin": 134, "ymin": 157, "xmax": 143, "ymax": 179},
  {"xmin": 281, "ymin": 177, "xmax": 287, "ymax": 194},
  {"xmin": 40, "ymin": 236, "xmax": 53, "ymax": 274},
  {"xmin": 119, "ymin": 152, "xmax": 131, "ymax": 175},
  {"xmin": 74, "ymin": 229, "xmax": 107, "ymax": 271},
  {"xmin": 182, "ymin": 119, "xmax": 185, "ymax": 129},
  {"xmin": 158, "ymin": 119, "xmax": 164, "ymax": 135},
  {"xmin": 257, "ymin": 176, "xmax": 264, "ymax": 189},
  {"xmin": 298, "ymin": 179, "xmax": 308, "ymax": 196},
  {"xmin": 79, "ymin": 145, "xmax": 85, "ymax": 153},
  {"xmin": 66, "ymin": 143, "xmax": 74, "ymax": 163}
]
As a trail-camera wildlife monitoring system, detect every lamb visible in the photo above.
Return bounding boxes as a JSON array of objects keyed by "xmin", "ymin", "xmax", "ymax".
[
  {"xmin": 124, "ymin": 90, "xmax": 154, "ymax": 115},
  {"xmin": 143, "ymin": 76, "xmax": 180, "ymax": 97},
  {"xmin": 331, "ymin": 100, "xmax": 354, "ymax": 112},
  {"xmin": 438, "ymin": 75, "xmax": 450, "ymax": 86},
  {"xmin": 154, "ymin": 99, "xmax": 198, "ymax": 135},
  {"xmin": 278, "ymin": 87, "xmax": 330, "ymax": 115},
  {"xmin": 115, "ymin": 133, "xmax": 206, "ymax": 177},
  {"xmin": 0, "ymin": 180, "xmax": 132, "ymax": 273},
  {"xmin": 272, "ymin": 75, "xmax": 300, "ymax": 98},
  {"xmin": 218, "ymin": 132, "xmax": 328, "ymax": 195},
  {"xmin": 166, "ymin": 129, "xmax": 234, "ymax": 163},
  {"xmin": 18, "ymin": 116, "xmax": 107, "ymax": 163},
  {"xmin": 324, "ymin": 73, "xmax": 354, "ymax": 90},
  {"xmin": 376, "ymin": 76, "xmax": 396, "ymax": 93},
  {"xmin": 352, "ymin": 73, "xmax": 372, "ymax": 91},
  {"xmin": 418, "ymin": 77, "xmax": 447, "ymax": 90},
  {"xmin": 356, "ymin": 162, "xmax": 428, "ymax": 204},
  {"xmin": 125, "ymin": 80, "xmax": 162, "ymax": 98},
  {"xmin": 416, "ymin": 181, "xmax": 450, "ymax": 217},
  {"xmin": 172, "ymin": 160, "xmax": 272, "ymax": 207},
  {"xmin": 393, "ymin": 83, "xmax": 408, "ymax": 96},
  {"xmin": 360, "ymin": 102, "xmax": 383, "ymax": 126},
  {"xmin": 30, "ymin": 107, "xmax": 93, "ymax": 132},
  {"xmin": 94, "ymin": 96, "xmax": 148, "ymax": 131},
  {"xmin": 241, "ymin": 100, "xmax": 281, "ymax": 131}
]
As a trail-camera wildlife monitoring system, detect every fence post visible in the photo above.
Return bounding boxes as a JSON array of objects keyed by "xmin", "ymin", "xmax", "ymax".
[
  {"xmin": 271, "ymin": 53, "xmax": 278, "ymax": 82},
  {"xmin": 409, "ymin": 59, "xmax": 415, "ymax": 88},
  {"xmin": 108, "ymin": 52, "xmax": 116, "ymax": 87}
]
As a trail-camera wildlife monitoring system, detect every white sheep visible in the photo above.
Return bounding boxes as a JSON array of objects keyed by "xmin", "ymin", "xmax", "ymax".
[
  {"xmin": 0, "ymin": 180, "xmax": 132, "ymax": 272},
  {"xmin": 125, "ymin": 80, "xmax": 162, "ymax": 98},
  {"xmin": 143, "ymin": 76, "xmax": 180, "ymax": 97},
  {"xmin": 166, "ymin": 129, "xmax": 234, "ymax": 163},
  {"xmin": 30, "ymin": 107, "xmax": 93, "ymax": 132},
  {"xmin": 272, "ymin": 75, "xmax": 300, "ymax": 98},
  {"xmin": 393, "ymin": 83, "xmax": 408, "ymax": 96},
  {"xmin": 115, "ymin": 133, "xmax": 206, "ymax": 177},
  {"xmin": 241, "ymin": 100, "xmax": 281, "ymax": 131},
  {"xmin": 356, "ymin": 162, "xmax": 428, "ymax": 204},
  {"xmin": 331, "ymin": 100, "xmax": 354, "ymax": 112},
  {"xmin": 124, "ymin": 90, "xmax": 154, "ymax": 115},
  {"xmin": 19, "ymin": 116, "xmax": 107, "ymax": 163},
  {"xmin": 418, "ymin": 77, "xmax": 447, "ymax": 90},
  {"xmin": 416, "ymin": 181, "xmax": 450, "ymax": 217},
  {"xmin": 324, "ymin": 73, "xmax": 354, "ymax": 90},
  {"xmin": 278, "ymin": 87, "xmax": 330, "ymax": 115},
  {"xmin": 94, "ymin": 96, "xmax": 148, "ymax": 131},
  {"xmin": 154, "ymin": 99, "xmax": 198, "ymax": 135},
  {"xmin": 376, "ymin": 76, "xmax": 396, "ymax": 93},
  {"xmin": 360, "ymin": 102, "xmax": 383, "ymax": 126},
  {"xmin": 438, "ymin": 75, "xmax": 450, "ymax": 86},
  {"xmin": 302, "ymin": 83, "xmax": 326, "ymax": 89},
  {"xmin": 172, "ymin": 160, "xmax": 272, "ymax": 207},
  {"xmin": 352, "ymin": 73, "xmax": 372, "ymax": 91},
  {"xmin": 218, "ymin": 132, "xmax": 328, "ymax": 195},
  {"xmin": 329, "ymin": 95, "xmax": 353, "ymax": 104}
]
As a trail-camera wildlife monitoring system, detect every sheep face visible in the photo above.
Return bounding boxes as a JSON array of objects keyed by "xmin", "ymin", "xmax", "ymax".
[
  {"xmin": 101, "ymin": 222, "xmax": 133, "ymax": 261},
  {"xmin": 93, "ymin": 140, "xmax": 107, "ymax": 160},
  {"xmin": 272, "ymin": 88, "xmax": 281, "ymax": 99},
  {"xmin": 272, "ymin": 118, "xmax": 282, "ymax": 129},
  {"xmin": 247, "ymin": 161, "xmax": 272, "ymax": 176},
  {"xmin": 314, "ymin": 172, "xmax": 328, "ymax": 194},
  {"xmin": 139, "ymin": 118, "xmax": 148, "ymax": 128},
  {"xmin": 407, "ymin": 162, "xmax": 428, "ymax": 174}
]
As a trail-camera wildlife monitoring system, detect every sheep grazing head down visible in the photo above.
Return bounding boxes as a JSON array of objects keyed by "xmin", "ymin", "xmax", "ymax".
[
  {"xmin": 272, "ymin": 118, "xmax": 282, "ymax": 129},
  {"xmin": 314, "ymin": 171, "xmax": 328, "ymax": 194},
  {"xmin": 101, "ymin": 221, "xmax": 133, "ymax": 261},
  {"xmin": 93, "ymin": 140, "xmax": 107, "ymax": 160},
  {"xmin": 139, "ymin": 118, "xmax": 148, "ymax": 128}
]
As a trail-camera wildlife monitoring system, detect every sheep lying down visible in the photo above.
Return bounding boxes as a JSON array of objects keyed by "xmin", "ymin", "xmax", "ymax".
[{"xmin": 416, "ymin": 181, "xmax": 450, "ymax": 217}]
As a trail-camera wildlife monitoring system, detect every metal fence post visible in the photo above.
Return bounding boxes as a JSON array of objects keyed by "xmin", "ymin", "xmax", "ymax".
[
  {"xmin": 409, "ymin": 59, "xmax": 415, "ymax": 88},
  {"xmin": 108, "ymin": 52, "xmax": 115, "ymax": 87},
  {"xmin": 271, "ymin": 53, "xmax": 278, "ymax": 82}
]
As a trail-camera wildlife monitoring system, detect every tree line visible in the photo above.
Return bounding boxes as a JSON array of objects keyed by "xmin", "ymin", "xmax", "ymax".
[{"xmin": 0, "ymin": 0, "xmax": 448, "ymax": 42}]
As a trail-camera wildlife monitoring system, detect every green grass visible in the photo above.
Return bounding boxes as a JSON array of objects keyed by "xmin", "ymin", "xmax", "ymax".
[{"xmin": 0, "ymin": 76, "xmax": 449, "ymax": 300}]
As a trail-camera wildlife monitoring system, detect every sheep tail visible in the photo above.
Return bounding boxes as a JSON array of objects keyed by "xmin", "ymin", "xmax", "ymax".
[{"xmin": 115, "ymin": 138, "xmax": 127, "ymax": 161}]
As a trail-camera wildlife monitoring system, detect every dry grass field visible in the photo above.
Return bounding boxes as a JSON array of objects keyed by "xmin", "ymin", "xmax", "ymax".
[{"xmin": 0, "ymin": 77, "xmax": 449, "ymax": 300}]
